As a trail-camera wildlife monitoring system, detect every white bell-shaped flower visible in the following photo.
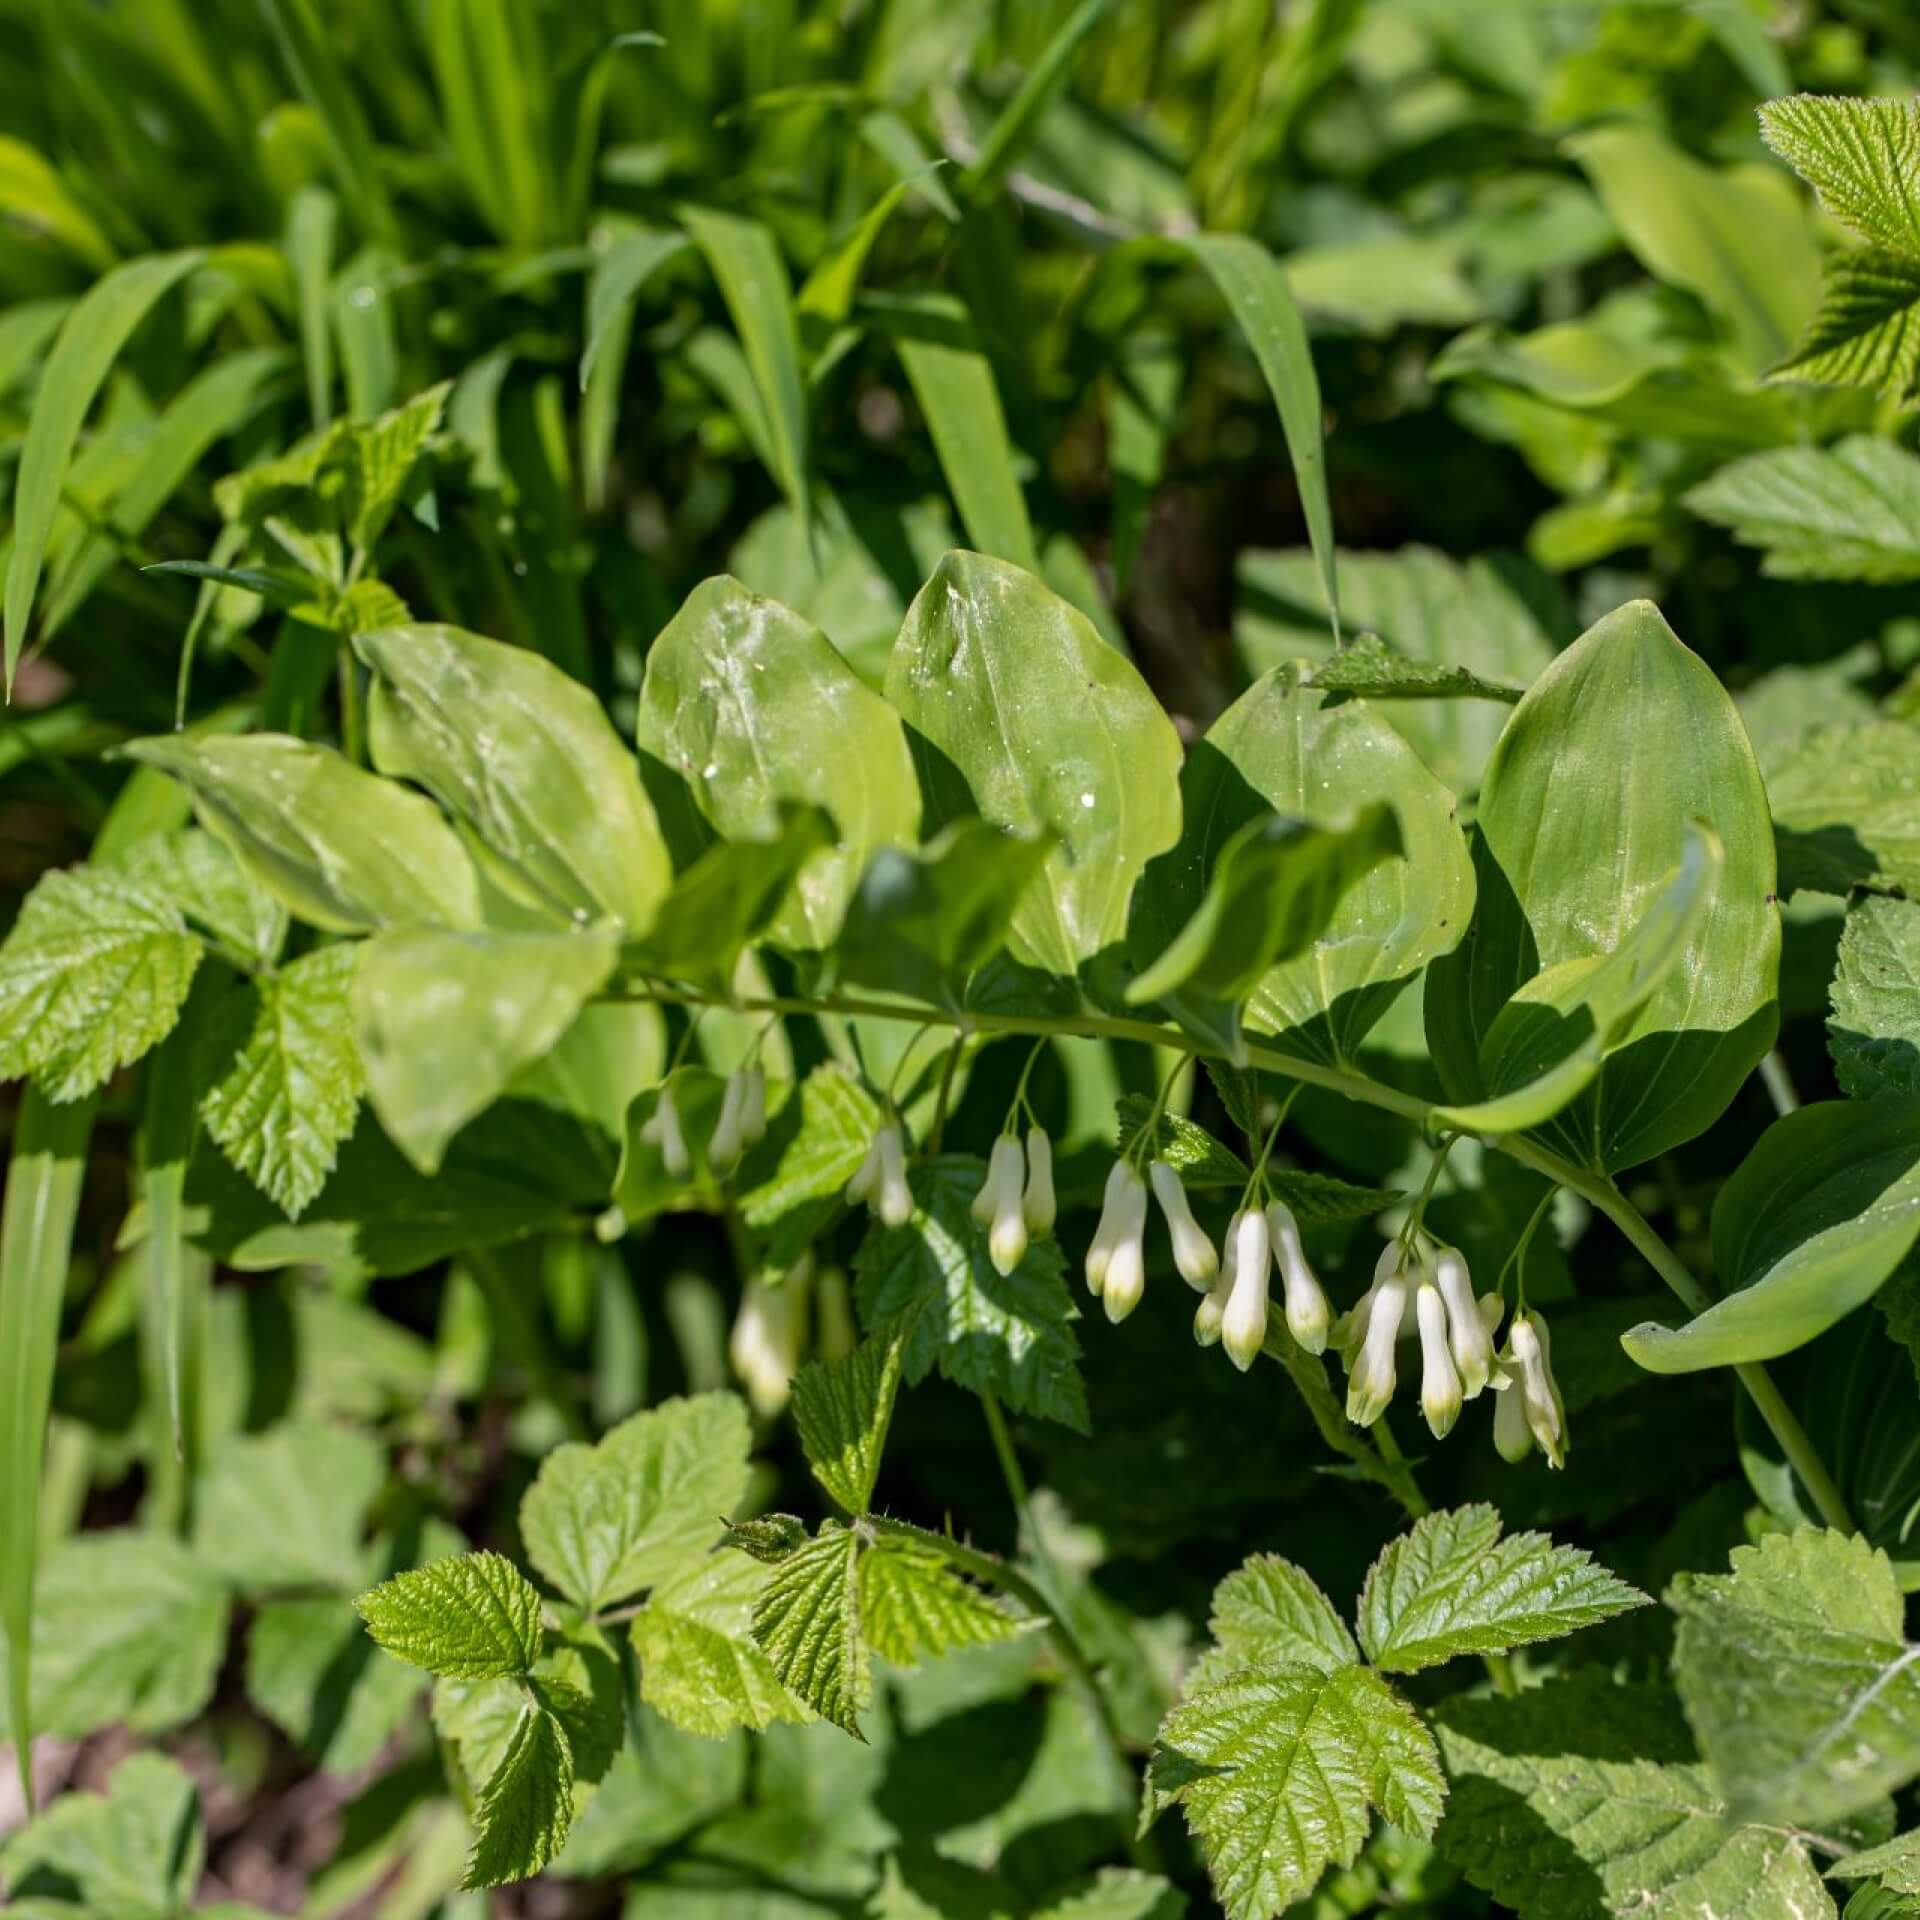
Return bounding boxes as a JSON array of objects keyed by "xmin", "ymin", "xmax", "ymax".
[
  {"xmin": 875, "ymin": 1124, "xmax": 914, "ymax": 1228},
  {"xmin": 1265, "ymin": 1201, "xmax": 1329, "ymax": 1355},
  {"xmin": 1432, "ymin": 1246, "xmax": 1493, "ymax": 1398},
  {"xmin": 639, "ymin": 1085, "xmax": 691, "ymax": 1180},
  {"xmin": 845, "ymin": 1133, "xmax": 881, "ymax": 1205},
  {"xmin": 1346, "ymin": 1256, "xmax": 1412, "ymax": 1427},
  {"xmin": 1220, "ymin": 1207, "xmax": 1272, "ymax": 1372},
  {"xmin": 1194, "ymin": 1212, "xmax": 1241, "ymax": 1346},
  {"xmin": 1022, "ymin": 1126, "xmax": 1056, "ymax": 1233},
  {"xmin": 1149, "ymin": 1160, "xmax": 1218, "ymax": 1290},
  {"xmin": 739, "ymin": 1065, "xmax": 768, "ymax": 1147},
  {"xmin": 1493, "ymin": 1363, "xmax": 1533, "ymax": 1462},
  {"xmin": 978, "ymin": 1135, "xmax": 1030, "ymax": 1276},
  {"xmin": 1505, "ymin": 1310, "xmax": 1567, "ymax": 1468},
  {"xmin": 708, "ymin": 1069, "xmax": 749, "ymax": 1173},
  {"xmin": 730, "ymin": 1256, "xmax": 812, "ymax": 1415},
  {"xmin": 1102, "ymin": 1177, "xmax": 1151, "ymax": 1323},
  {"xmin": 1415, "ymin": 1279, "xmax": 1462, "ymax": 1439},
  {"xmin": 1086, "ymin": 1161, "xmax": 1143, "ymax": 1297}
]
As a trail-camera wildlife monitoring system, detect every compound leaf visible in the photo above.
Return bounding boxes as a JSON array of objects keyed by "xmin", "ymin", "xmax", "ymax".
[
  {"xmin": 632, "ymin": 1549, "xmax": 809, "ymax": 1738},
  {"xmin": 858, "ymin": 1531, "xmax": 1032, "ymax": 1668},
  {"xmin": 1187, "ymin": 1552, "xmax": 1358, "ymax": 1691},
  {"xmin": 792, "ymin": 1322, "xmax": 909, "ymax": 1515},
  {"xmin": 1685, "ymin": 439, "xmax": 1920, "ymax": 581},
  {"xmin": 747, "ymin": 1521, "xmax": 869, "ymax": 1739}
]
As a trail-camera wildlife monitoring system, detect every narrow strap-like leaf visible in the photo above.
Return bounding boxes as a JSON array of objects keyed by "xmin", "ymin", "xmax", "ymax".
[{"xmin": 0, "ymin": 1083, "xmax": 96, "ymax": 1809}]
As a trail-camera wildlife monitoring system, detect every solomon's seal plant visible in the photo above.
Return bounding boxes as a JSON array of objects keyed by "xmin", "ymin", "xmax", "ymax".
[{"xmin": 4, "ymin": 10, "xmax": 1920, "ymax": 1920}]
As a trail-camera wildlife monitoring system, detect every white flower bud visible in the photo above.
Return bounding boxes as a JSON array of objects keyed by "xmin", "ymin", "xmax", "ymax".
[
  {"xmin": 1416, "ymin": 1280, "xmax": 1462, "ymax": 1439},
  {"xmin": 708, "ymin": 1069, "xmax": 748, "ymax": 1173},
  {"xmin": 1221, "ymin": 1207, "xmax": 1271, "ymax": 1372},
  {"xmin": 972, "ymin": 1134, "xmax": 1018, "ymax": 1223},
  {"xmin": 981, "ymin": 1135, "xmax": 1030, "ymax": 1276},
  {"xmin": 1335, "ymin": 1238, "xmax": 1409, "ymax": 1358},
  {"xmin": 1023, "ymin": 1126, "xmax": 1056, "ymax": 1233},
  {"xmin": 1195, "ymin": 1212, "xmax": 1241, "ymax": 1346},
  {"xmin": 1478, "ymin": 1292, "xmax": 1506, "ymax": 1338},
  {"xmin": 641, "ymin": 1085, "xmax": 691, "ymax": 1180},
  {"xmin": 1266, "ymin": 1201, "xmax": 1329, "ymax": 1355},
  {"xmin": 845, "ymin": 1133, "xmax": 881, "ymax": 1205},
  {"xmin": 739, "ymin": 1065, "xmax": 767, "ymax": 1147},
  {"xmin": 1508, "ymin": 1311, "xmax": 1568, "ymax": 1468},
  {"xmin": 730, "ymin": 1256, "xmax": 812, "ymax": 1415},
  {"xmin": 876, "ymin": 1125, "xmax": 913, "ymax": 1228},
  {"xmin": 1101, "ymin": 1178, "xmax": 1151, "ymax": 1322},
  {"xmin": 1085, "ymin": 1161, "xmax": 1141, "ymax": 1297},
  {"xmin": 1346, "ymin": 1268, "xmax": 1409, "ymax": 1426},
  {"xmin": 1432, "ymin": 1246, "xmax": 1493, "ymax": 1398},
  {"xmin": 1493, "ymin": 1363, "xmax": 1533, "ymax": 1462},
  {"xmin": 1149, "ymin": 1160, "xmax": 1218, "ymax": 1290}
]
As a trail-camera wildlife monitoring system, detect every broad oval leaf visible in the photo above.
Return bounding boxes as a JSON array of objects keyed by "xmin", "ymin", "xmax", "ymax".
[
  {"xmin": 357, "ymin": 623, "xmax": 672, "ymax": 933},
  {"xmin": 1426, "ymin": 600, "xmax": 1779, "ymax": 1173},
  {"xmin": 1624, "ymin": 1097, "xmax": 1920, "ymax": 1373},
  {"xmin": 353, "ymin": 925, "xmax": 620, "ymax": 1175},
  {"xmin": 1146, "ymin": 665, "xmax": 1472, "ymax": 1067},
  {"xmin": 634, "ymin": 577, "xmax": 920, "ymax": 951},
  {"xmin": 885, "ymin": 551, "xmax": 1182, "ymax": 983},
  {"xmin": 1434, "ymin": 824, "xmax": 1721, "ymax": 1137},
  {"xmin": 122, "ymin": 734, "xmax": 482, "ymax": 934}
]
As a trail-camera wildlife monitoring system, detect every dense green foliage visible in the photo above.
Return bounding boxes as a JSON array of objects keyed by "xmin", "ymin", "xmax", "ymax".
[{"xmin": 5, "ymin": 2, "xmax": 1920, "ymax": 1916}]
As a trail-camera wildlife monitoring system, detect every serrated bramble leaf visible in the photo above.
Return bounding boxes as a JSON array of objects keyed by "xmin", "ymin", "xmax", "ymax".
[
  {"xmin": 1187, "ymin": 1552, "xmax": 1358, "ymax": 1692},
  {"xmin": 1758, "ymin": 95, "xmax": 1920, "ymax": 256},
  {"xmin": 464, "ymin": 1700, "xmax": 575, "ymax": 1889},
  {"xmin": 192, "ymin": 1418, "xmax": 385, "ymax": 1593},
  {"xmin": 1669, "ymin": 1529, "xmax": 1920, "ymax": 1830},
  {"xmin": 750, "ymin": 1522, "xmax": 869, "ymax": 1739},
  {"xmin": 1771, "ymin": 721, "xmax": 1920, "ymax": 898},
  {"xmin": 0, "ymin": 1750, "xmax": 205, "ymax": 1919},
  {"xmin": 854, "ymin": 1156, "xmax": 1088, "ymax": 1433},
  {"xmin": 736, "ymin": 1061, "xmax": 882, "ymax": 1266},
  {"xmin": 119, "ymin": 826, "xmax": 286, "ymax": 970},
  {"xmin": 1831, "ymin": 897, "xmax": 1920, "ymax": 1100},
  {"xmin": 1267, "ymin": 1168, "xmax": 1404, "ymax": 1225},
  {"xmin": 1115, "ymin": 1096, "xmax": 1249, "ymax": 1188},
  {"xmin": 632, "ymin": 1549, "xmax": 809, "ymax": 1738},
  {"xmin": 1151, "ymin": 1665, "xmax": 1444, "ymax": 1920},
  {"xmin": 791, "ymin": 1321, "xmax": 908, "ymax": 1515},
  {"xmin": 1357, "ymin": 1505, "xmax": 1648, "ymax": 1674},
  {"xmin": 202, "ymin": 944, "xmax": 363, "ymax": 1219},
  {"xmin": 1685, "ymin": 439, "xmax": 1920, "ymax": 582},
  {"xmin": 1030, "ymin": 1869, "xmax": 1189, "ymax": 1920},
  {"xmin": 1833, "ymin": 1832, "xmax": 1920, "ymax": 1896},
  {"xmin": 0, "ymin": 1530, "xmax": 228, "ymax": 1746},
  {"xmin": 246, "ymin": 1595, "xmax": 425, "ymax": 1775},
  {"xmin": 1435, "ymin": 1671, "xmax": 1835, "ymax": 1920},
  {"xmin": 518, "ymin": 1391, "xmax": 751, "ymax": 1611},
  {"xmin": 1772, "ymin": 246, "xmax": 1920, "ymax": 398},
  {"xmin": 342, "ymin": 379, "xmax": 449, "ymax": 550},
  {"xmin": 857, "ymin": 1532, "xmax": 1032, "ymax": 1668},
  {"xmin": 0, "ymin": 864, "xmax": 201, "ymax": 1100},
  {"xmin": 358, "ymin": 1551, "xmax": 545, "ymax": 1679}
]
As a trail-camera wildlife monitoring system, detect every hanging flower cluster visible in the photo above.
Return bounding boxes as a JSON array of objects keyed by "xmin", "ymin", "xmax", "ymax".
[
  {"xmin": 832, "ymin": 1047, "xmax": 1570, "ymax": 1472},
  {"xmin": 639, "ymin": 1064, "xmax": 768, "ymax": 1180}
]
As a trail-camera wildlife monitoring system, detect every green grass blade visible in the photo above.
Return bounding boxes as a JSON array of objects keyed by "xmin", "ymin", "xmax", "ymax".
[
  {"xmin": 286, "ymin": 185, "xmax": 338, "ymax": 430},
  {"xmin": 256, "ymin": 0, "xmax": 397, "ymax": 245},
  {"xmin": 142, "ymin": 976, "xmax": 216, "ymax": 1470},
  {"xmin": 42, "ymin": 347, "xmax": 293, "ymax": 639},
  {"xmin": 580, "ymin": 228, "xmax": 689, "ymax": 392},
  {"xmin": 4, "ymin": 249, "xmax": 203, "ymax": 693},
  {"xmin": 1181, "ymin": 232, "xmax": 1340, "ymax": 641},
  {"xmin": 680, "ymin": 205, "xmax": 811, "ymax": 542},
  {"xmin": 960, "ymin": 0, "xmax": 1117, "ymax": 204},
  {"xmin": 1, "ymin": 1084, "xmax": 96, "ymax": 1808},
  {"xmin": 878, "ymin": 293, "xmax": 1038, "ymax": 573}
]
